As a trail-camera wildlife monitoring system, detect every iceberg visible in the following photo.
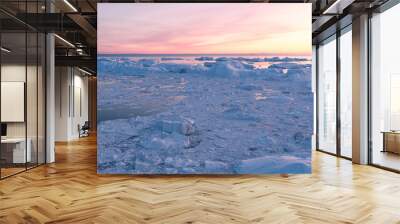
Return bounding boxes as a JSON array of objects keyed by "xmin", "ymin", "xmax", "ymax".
[
  {"xmin": 97, "ymin": 55, "xmax": 313, "ymax": 174},
  {"xmin": 236, "ymin": 155, "xmax": 311, "ymax": 174},
  {"xmin": 159, "ymin": 63, "xmax": 205, "ymax": 74},
  {"xmin": 161, "ymin": 57, "xmax": 184, "ymax": 61},
  {"xmin": 204, "ymin": 160, "xmax": 230, "ymax": 173},
  {"xmin": 206, "ymin": 60, "xmax": 255, "ymax": 77},
  {"xmin": 264, "ymin": 57, "xmax": 308, "ymax": 62},
  {"xmin": 195, "ymin": 56, "xmax": 214, "ymax": 61},
  {"xmin": 216, "ymin": 57, "xmax": 263, "ymax": 63},
  {"xmin": 137, "ymin": 58, "xmax": 156, "ymax": 67},
  {"xmin": 268, "ymin": 62, "xmax": 310, "ymax": 70}
]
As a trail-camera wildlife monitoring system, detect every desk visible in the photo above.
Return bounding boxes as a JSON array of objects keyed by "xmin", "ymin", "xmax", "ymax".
[
  {"xmin": 1, "ymin": 138, "xmax": 31, "ymax": 163},
  {"xmin": 382, "ymin": 131, "xmax": 400, "ymax": 154}
]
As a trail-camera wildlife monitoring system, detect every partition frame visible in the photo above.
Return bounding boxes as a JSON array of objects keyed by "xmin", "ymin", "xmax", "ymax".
[
  {"xmin": 315, "ymin": 23, "xmax": 353, "ymax": 161},
  {"xmin": 0, "ymin": 0, "xmax": 47, "ymax": 180}
]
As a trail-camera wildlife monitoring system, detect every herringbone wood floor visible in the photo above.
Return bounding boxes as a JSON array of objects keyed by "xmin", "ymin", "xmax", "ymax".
[{"xmin": 1, "ymin": 135, "xmax": 400, "ymax": 224}]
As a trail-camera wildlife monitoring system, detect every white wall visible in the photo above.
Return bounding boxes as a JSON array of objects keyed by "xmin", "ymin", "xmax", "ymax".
[
  {"xmin": 55, "ymin": 66, "xmax": 70, "ymax": 141},
  {"xmin": 70, "ymin": 73, "xmax": 89, "ymax": 138},
  {"xmin": 55, "ymin": 67, "xmax": 89, "ymax": 141},
  {"xmin": 1, "ymin": 65, "xmax": 26, "ymax": 139},
  {"xmin": 1, "ymin": 63, "xmax": 46, "ymax": 164},
  {"xmin": 1, "ymin": 65, "xmax": 40, "ymax": 137}
]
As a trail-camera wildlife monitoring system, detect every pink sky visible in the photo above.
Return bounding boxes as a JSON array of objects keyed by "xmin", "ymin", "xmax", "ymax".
[{"xmin": 98, "ymin": 4, "xmax": 311, "ymax": 55}]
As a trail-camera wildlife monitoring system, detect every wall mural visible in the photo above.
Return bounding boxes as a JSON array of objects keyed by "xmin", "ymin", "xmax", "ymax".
[{"xmin": 97, "ymin": 3, "xmax": 313, "ymax": 174}]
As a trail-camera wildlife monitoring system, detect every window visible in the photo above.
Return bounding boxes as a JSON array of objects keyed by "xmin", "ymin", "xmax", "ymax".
[
  {"xmin": 370, "ymin": 3, "xmax": 400, "ymax": 171},
  {"xmin": 317, "ymin": 36, "xmax": 337, "ymax": 154},
  {"xmin": 339, "ymin": 27, "xmax": 352, "ymax": 158}
]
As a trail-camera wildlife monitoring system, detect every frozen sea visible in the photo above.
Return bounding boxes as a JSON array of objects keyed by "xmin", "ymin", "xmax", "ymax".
[{"xmin": 97, "ymin": 55, "xmax": 313, "ymax": 174}]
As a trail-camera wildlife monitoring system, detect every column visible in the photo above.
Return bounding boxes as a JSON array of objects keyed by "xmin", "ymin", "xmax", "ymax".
[{"xmin": 352, "ymin": 14, "xmax": 369, "ymax": 164}]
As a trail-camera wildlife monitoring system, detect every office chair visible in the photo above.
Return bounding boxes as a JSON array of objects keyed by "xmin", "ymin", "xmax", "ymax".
[{"xmin": 79, "ymin": 121, "xmax": 90, "ymax": 138}]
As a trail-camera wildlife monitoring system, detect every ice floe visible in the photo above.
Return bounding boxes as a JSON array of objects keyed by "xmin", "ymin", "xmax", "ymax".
[{"xmin": 97, "ymin": 56, "xmax": 313, "ymax": 174}]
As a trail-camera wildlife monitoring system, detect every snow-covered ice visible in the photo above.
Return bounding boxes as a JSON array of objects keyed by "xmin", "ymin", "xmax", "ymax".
[{"xmin": 97, "ymin": 56, "xmax": 313, "ymax": 174}]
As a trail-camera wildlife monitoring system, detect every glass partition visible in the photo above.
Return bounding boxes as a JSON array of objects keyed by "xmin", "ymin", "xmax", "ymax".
[
  {"xmin": 38, "ymin": 32, "xmax": 45, "ymax": 165},
  {"xmin": 317, "ymin": 35, "xmax": 337, "ymax": 154},
  {"xmin": 1, "ymin": 31, "xmax": 28, "ymax": 177},
  {"xmin": 0, "ymin": 2, "xmax": 46, "ymax": 179},
  {"xmin": 27, "ymin": 30, "xmax": 38, "ymax": 169},
  {"xmin": 27, "ymin": 0, "xmax": 39, "ymax": 170}
]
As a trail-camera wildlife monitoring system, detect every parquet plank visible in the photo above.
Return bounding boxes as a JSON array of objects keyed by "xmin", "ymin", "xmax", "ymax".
[{"xmin": 0, "ymin": 135, "xmax": 399, "ymax": 223}]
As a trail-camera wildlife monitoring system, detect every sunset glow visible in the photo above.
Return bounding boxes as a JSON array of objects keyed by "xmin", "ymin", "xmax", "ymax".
[{"xmin": 98, "ymin": 4, "xmax": 311, "ymax": 56}]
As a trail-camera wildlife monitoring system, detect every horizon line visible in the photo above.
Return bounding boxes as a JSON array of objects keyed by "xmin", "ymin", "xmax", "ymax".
[{"xmin": 98, "ymin": 53, "xmax": 311, "ymax": 56}]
